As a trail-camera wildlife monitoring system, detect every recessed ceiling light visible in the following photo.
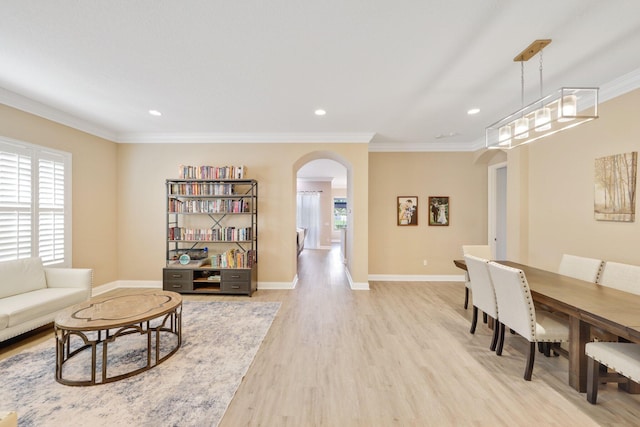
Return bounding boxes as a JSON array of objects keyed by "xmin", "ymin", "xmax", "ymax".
[
  {"xmin": 467, "ymin": 108, "xmax": 480, "ymax": 115},
  {"xmin": 314, "ymin": 109, "xmax": 326, "ymax": 116},
  {"xmin": 149, "ymin": 110, "xmax": 162, "ymax": 116}
]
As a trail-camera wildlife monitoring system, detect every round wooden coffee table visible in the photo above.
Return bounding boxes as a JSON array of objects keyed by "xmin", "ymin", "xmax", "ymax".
[{"xmin": 54, "ymin": 289, "xmax": 182, "ymax": 386}]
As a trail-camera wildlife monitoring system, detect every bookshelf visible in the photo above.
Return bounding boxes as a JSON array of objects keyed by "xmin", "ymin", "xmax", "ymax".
[{"xmin": 163, "ymin": 177, "xmax": 257, "ymax": 296}]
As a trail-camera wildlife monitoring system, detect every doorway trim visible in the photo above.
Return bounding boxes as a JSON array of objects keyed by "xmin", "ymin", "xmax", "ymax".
[{"xmin": 488, "ymin": 161, "xmax": 507, "ymax": 259}]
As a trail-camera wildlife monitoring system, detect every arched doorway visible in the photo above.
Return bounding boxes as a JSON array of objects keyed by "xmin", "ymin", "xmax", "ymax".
[{"xmin": 294, "ymin": 153, "xmax": 350, "ymax": 273}]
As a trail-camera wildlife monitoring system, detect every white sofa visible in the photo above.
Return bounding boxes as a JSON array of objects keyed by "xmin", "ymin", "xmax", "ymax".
[{"xmin": 0, "ymin": 257, "xmax": 92, "ymax": 342}]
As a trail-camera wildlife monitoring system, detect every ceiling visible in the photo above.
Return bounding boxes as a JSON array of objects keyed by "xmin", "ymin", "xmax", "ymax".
[{"xmin": 1, "ymin": 1, "xmax": 640, "ymax": 152}]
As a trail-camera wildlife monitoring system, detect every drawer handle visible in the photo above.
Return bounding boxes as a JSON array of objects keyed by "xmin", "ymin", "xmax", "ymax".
[
  {"xmin": 229, "ymin": 275, "xmax": 240, "ymax": 279},
  {"xmin": 231, "ymin": 285, "xmax": 240, "ymax": 289},
  {"xmin": 171, "ymin": 284, "xmax": 182, "ymax": 288},
  {"xmin": 171, "ymin": 274, "xmax": 182, "ymax": 278}
]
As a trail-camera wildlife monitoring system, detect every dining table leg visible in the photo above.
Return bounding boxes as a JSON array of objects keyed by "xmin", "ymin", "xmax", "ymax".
[{"xmin": 568, "ymin": 316, "xmax": 590, "ymax": 392}]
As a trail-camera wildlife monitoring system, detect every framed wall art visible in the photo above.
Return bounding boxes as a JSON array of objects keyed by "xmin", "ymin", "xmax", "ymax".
[
  {"xmin": 397, "ymin": 196, "xmax": 418, "ymax": 226},
  {"xmin": 429, "ymin": 196, "xmax": 449, "ymax": 226},
  {"xmin": 594, "ymin": 151, "xmax": 637, "ymax": 222}
]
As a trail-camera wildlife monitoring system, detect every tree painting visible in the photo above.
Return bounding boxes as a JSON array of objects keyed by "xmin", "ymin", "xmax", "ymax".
[{"xmin": 594, "ymin": 151, "xmax": 637, "ymax": 222}]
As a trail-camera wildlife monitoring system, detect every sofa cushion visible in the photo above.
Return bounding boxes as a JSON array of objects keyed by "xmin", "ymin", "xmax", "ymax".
[
  {"xmin": 0, "ymin": 313, "xmax": 8, "ymax": 330},
  {"xmin": 0, "ymin": 288, "xmax": 87, "ymax": 327},
  {"xmin": 0, "ymin": 257, "xmax": 47, "ymax": 299}
]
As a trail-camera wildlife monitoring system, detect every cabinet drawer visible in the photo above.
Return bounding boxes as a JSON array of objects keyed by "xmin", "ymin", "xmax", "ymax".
[
  {"xmin": 163, "ymin": 281, "xmax": 193, "ymax": 292},
  {"xmin": 222, "ymin": 281, "xmax": 250, "ymax": 294},
  {"xmin": 221, "ymin": 270, "xmax": 250, "ymax": 282},
  {"xmin": 163, "ymin": 269, "xmax": 192, "ymax": 282}
]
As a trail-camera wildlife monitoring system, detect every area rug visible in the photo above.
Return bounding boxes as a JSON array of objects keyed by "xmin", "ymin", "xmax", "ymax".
[{"xmin": 0, "ymin": 300, "xmax": 280, "ymax": 427}]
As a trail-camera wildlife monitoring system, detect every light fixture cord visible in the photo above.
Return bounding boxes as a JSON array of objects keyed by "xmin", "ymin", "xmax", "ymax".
[
  {"xmin": 520, "ymin": 60, "xmax": 525, "ymax": 115},
  {"xmin": 539, "ymin": 49, "xmax": 544, "ymax": 98}
]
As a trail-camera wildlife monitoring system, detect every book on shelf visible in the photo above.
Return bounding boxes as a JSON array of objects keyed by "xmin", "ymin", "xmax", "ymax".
[
  {"xmin": 168, "ymin": 226, "xmax": 252, "ymax": 241},
  {"xmin": 178, "ymin": 165, "xmax": 247, "ymax": 180},
  {"xmin": 168, "ymin": 182, "xmax": 235, "ymax": 196},
  {"xmin": 168, "ymin": 198, "xmax": 250, "ymax": 213},
  {"xmin": 209, "ymin": 249, "xmax": 256, "ymax": 269}
]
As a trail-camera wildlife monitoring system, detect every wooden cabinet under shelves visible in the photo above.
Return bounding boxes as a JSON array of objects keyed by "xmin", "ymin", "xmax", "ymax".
[
  {"xmin": 163, "ymin": 267, "xmax": 257, "ymax": 295},
  {"xmin": 164, "ymin": 179, "xmax": 257, "ymax": 296}
]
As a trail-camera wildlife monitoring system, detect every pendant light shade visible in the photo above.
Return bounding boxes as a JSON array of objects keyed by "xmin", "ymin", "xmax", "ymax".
[
  {"xmin": 558, "ymin": 94, "xmax": 577, "ymax": 122},
  {"xmin": 514, "ymin": 117, "xmax": 529, "ymax": 139},
  {"xmin": 498, "ymin": 125, "xmax": 512, "ymax": 146},
  {"xmin": 535, "ymin": 107, "xmax": 551, "ymax": 131}
]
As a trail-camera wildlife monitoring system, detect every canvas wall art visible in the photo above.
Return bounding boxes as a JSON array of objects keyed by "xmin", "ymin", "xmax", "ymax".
[{"xmin": 594, "ymin": 151, "xmax": 637, "ymax": 222}]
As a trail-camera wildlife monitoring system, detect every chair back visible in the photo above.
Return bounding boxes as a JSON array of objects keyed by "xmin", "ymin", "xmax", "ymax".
[
  {"xmin": 487, "ymin": 262, "xmax": 536, "ymax": 341},
  {"xmin": 600, "ymin": 261, "xmax": 640, "ymax": 295},
  {"xmin": 558, "ymin": 254, "xmax": 604, "ymax": 283},
  {"xmin": 462, "ymin": 245, "xmax": 492, "ymax": 259},
  {"xmin": 464, "ymin": 255, "xmax": 498, "ymax": 318}
]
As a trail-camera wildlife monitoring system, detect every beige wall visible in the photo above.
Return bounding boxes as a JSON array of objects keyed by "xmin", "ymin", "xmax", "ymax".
[
  {"xmin": 368, "ymin": 151, "xmax": 488, "ymax": 275},
  {"xmin": 117, "ymin": 143, "xmax": 369, "ymax": 286},
  {"xmin": 509, "ymin": 88, "xmax": 640, "ymax": 271},
  {"xmin": 0, "ymin": 105, "xmax": 119, "ymax": 286}
]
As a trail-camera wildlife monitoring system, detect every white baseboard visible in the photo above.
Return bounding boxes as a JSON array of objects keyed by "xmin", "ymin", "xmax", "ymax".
[
  {"xmin": 345, "ymin": 268, "xmax": 369, "ymax": 290},
  {"xmin": 92, "ymin": 280, "xmax": 161, "ymax": 296},
  {"xmin": 257, "ymin": 277, "xmax": 297, "ymax": 290},
  {"xmin": 368, "ymin": 274, "xmax": 465, "ymax": 282}
]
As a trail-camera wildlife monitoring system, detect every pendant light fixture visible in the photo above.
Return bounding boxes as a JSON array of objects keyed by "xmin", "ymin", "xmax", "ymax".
[{"xmin": 486, "ymin": 39, "xmax": 599, "ymax": 149}]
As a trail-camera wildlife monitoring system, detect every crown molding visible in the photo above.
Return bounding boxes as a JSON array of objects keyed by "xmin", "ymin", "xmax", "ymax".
[
  {"xmin": 599, "ymin": 66, "xmax": 640, "ymax": 103},
  {"xmin": 115, "ymin": 132, "xmax": 375, "ymax": 144},
  {"xmin": 368, "ymin": 141, "xmax": 477, "ymax": 152},
  {"xmin": 0, "ymin": 87, "xmax": 118, "ymax": 141}
]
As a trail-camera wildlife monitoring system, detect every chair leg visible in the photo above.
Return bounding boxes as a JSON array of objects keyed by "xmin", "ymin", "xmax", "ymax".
[
  {"xmin": 464, "ymin": 287, "xmax": 469, "ymax": 309},
  {"xmin": 543, "ymin": 342, "xmax": 551, "ymax": 357},
  {"xmin": 496, "ymin": 322, "xmax": 505, "ymax": 356},
  {"xmin": 587, "ymin": 356, "xmax": 600, "ymax": 404},
  {"xmin": 524, "ymin": 342, "xmax": 536, "ymax": 381},
  {"xmin": 490, "ymin": 318, "xmax": 499, "ymax": 351},
  {"xmin": 470, "ymin": 306, "xmax": 478, "ymax": 334}
]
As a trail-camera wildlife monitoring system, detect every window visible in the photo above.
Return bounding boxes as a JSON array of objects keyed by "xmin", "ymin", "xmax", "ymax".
[
  {"xmin": 0, "ymin": 137, "xmax": 71, "ymax": 266},
  {"xmin": 333, "ymin": 197, "xmax": 347, "ymax": 230}
]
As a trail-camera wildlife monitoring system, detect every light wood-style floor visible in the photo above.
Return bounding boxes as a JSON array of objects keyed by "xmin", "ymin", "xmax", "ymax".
[{"xmin": 2, "ymin": 245, "xmax": 639, "ymax": 426}]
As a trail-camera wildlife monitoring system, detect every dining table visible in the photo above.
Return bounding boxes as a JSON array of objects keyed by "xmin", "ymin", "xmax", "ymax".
[{"xmin": 454, "ymin": 259, "xmax": 640, "ymax": 393}]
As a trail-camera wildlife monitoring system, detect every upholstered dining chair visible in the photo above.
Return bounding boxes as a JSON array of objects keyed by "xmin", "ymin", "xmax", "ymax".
[
  {"xmin": 487, "ymin": 261, "xmax": 570, "ymax": 381},
  {"xmin": 461, "ymin": 245, "xmax": 492, "ymax": 309},
  {"xmin": 599, "ymin": 261, "xmax": 640, "ymax": 295},
  {"xmin": 464, "ymin": 254, "xmax": 499, "ymax": 351},
  {"xmin": 558, "ymin": 254, "xmax": 604, "ymax": 283},
  {"xmin": 585, "ymin": 342, "xmax": 640, "ymax": 404}
]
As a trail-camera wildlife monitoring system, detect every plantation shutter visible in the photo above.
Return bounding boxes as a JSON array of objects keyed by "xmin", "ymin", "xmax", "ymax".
[
  {"xmin": 38, "ymin": 153, "xmax": 66, "ymax": 264},
  {"xmin": 0, "ymin": 138, "xmax": 71, "ymax": 266},
  {"xmin": 0, "ymin": 143, "xmax": 32, "ymax": 261}
]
